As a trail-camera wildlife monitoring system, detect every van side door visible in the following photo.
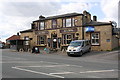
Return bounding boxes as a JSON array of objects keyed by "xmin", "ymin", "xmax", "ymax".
[
  {"xmin": 81, "ymin": 41, "xmax": 86, "ymax": 53},
  {"xmin": 84, "ymin": 41, "xmax": 88, "ymax": 52},
  {"xmin": 85, "ymin": 41, "xmax": 91, "ymax": 52}
]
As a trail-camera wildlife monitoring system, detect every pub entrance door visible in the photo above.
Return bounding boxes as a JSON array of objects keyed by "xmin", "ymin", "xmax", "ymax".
[{"xmin": 51, "ymin": 34, "xmax": 57, "ymax": 49}]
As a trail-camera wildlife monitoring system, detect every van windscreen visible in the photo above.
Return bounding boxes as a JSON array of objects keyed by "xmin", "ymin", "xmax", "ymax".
[{"xmin": 69, "ymin": 41, "xmax": 82, "ymax": 47}]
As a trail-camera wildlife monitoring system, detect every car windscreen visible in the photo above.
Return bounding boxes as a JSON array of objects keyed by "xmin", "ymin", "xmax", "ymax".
[{"xmin": 69, "ymin": 41, "xmax": 82, "ymax": 47}]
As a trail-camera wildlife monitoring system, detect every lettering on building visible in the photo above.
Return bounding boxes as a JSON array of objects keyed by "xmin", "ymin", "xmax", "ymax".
[
  {"xmin": 35, "ymin": 31, "xmax": 49, "ymax": 35},
  {"xmin": 60, "ymin": 28, "xmax": 77, "ymax": 33}
]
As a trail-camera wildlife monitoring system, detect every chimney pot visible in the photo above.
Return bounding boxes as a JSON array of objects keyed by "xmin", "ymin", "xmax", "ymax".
[{"xmin": 93, "ymin": 16, "xmax": 97, "ymax": 21}]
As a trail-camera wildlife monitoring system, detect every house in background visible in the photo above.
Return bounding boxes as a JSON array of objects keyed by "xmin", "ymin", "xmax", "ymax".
[
  {"xmin": 6, "ymin": 34, "xmax": 20, "ymax": 50},
  {"xmin": 20, "ymin": 10, "xmax": 119, "ymax": 51},
  {"xmin": 6, "ymin": 33, "xmax": 32, "ymax": 51}
]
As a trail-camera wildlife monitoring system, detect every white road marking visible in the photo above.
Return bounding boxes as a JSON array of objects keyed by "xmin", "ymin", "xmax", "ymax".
[
  {"xmin": 80, "ymin": 69, "xmax": 116, "ymax": 73},
  {"xmin": 12, "ymin": 67, "xmax": 65, "ymax": 78},
  {"xmin": 14, "ymin": 65, "xmax": 70, "ymax": 68},
  {"xmin": 49, "ymin": 72, "xmax": 74, "ymax": 75}
]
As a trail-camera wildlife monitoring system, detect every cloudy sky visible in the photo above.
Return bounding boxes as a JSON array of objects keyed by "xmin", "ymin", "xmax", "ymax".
[{"xmin": 0, "ymin": 0, "xmax": 119, "ymax": 42}]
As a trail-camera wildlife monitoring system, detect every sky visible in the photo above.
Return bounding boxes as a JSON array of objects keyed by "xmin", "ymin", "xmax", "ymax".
[{"xmin": 0, "ymin": 0, "xmax": 119, "ymax": 42}]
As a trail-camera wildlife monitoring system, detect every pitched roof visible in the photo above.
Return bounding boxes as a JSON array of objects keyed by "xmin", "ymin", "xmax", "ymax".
[
  {"xmin": 85, "ymin": 21, "xmax": 112, "ymax": 26},
  {"xmin": 6, "ymin": 35, "xmax": 20, "ymax": 41},
  {"xmin": 20, "ymin": 29, "xmax": 33, "ymax": 33},
  {"xmin": 33, "ymin": 13, "xmax": 83, "ymax": 22},
  {"xmin": 46, "ymin": 13, "xmax": 83, "ymax": 20}
]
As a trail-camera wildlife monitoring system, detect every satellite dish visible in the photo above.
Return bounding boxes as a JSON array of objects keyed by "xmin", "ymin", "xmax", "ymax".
[{"xmin": 111, "ymin": 21, "xmax": 117, "ymax": 27}]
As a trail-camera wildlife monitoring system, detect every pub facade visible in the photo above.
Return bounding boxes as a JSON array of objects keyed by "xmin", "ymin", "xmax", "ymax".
[{"xmin": 20, "ymin": 10, "xmax": 119, "ymax": 51}]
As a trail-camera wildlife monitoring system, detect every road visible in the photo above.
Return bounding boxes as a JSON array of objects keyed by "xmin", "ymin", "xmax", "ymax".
[{"xmin": 1, "ymin": 49, "xmax": 119, "ymax": 79}]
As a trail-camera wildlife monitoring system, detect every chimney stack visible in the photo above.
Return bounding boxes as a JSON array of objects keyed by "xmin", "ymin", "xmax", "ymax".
[
  {"xmin": 93, "ymin": 16, "xmax": 97, "ymax": 21},
  {"xmin": 17, "ymin": 32, "xmax": 19, "ymax": 36},
  {"xmin": 39, "ymin": 15, "xmax": 45, "ymax": 20}
]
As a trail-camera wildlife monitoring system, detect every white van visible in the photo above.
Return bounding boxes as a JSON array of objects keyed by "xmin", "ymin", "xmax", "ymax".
[{"xmin": 66, "ymin": 40, "xmax": 91, "ymax": 56}]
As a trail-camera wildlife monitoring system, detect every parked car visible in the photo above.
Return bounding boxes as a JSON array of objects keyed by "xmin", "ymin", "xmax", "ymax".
[
  {"xmin": 66, "ymin": 40, "xmax": 91, "ymax": 56},
  {"xmin": 0, "ymin": 43, "xmax": 4, "ymax": 49}
]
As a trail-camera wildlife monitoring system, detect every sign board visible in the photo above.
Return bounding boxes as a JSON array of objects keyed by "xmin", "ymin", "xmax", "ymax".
[
  {"xmin": 60, "ymin": 28, "xmax": 77, "ymax": 33},
  {"xmin": 85, "ymin": 26, "xmax": 95, "ymax": 32},
  {"xmin": 35, "ymin": 31, "xmax": 49, "ymax": 35}
]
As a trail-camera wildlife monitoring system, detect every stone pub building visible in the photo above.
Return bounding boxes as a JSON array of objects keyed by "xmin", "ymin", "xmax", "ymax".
[{"xmin": 20, "ymin": 10, "xmax": 119, "ymax": 51}]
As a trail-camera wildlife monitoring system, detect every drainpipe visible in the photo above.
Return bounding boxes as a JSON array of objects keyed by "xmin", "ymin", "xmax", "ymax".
[{"xmin": 82, "ymin": 15, "xmax": 84, "ymax": 40}]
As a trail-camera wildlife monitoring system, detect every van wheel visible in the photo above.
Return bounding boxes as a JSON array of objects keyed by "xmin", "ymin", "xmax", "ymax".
[
  {"xmin": 67, "ymin": 53, "xmax": 71, "ymax": 56},
  {"xmin": 88, "ymin": 48, "xmax": 91, "ymax": 52},
  {"xmin": 80, "ymin": 51, "xmax": 83, "ymax": 56}
]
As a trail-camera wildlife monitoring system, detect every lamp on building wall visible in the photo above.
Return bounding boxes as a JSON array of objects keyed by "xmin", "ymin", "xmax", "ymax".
[
  {"xmin": 29, "ymin": 38, "xmax": 33, "ymax": 40},
  {"xmin": 76, "ymin": 33, "xmax": 79, "ymax": 36}
]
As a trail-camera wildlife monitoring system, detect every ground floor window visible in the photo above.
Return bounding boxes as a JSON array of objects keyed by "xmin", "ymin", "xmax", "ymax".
[
  {"xmin": 62, "ymin": 34, "xmax": 75, "ymax": 44},
  {"xmin": 91, "ymin": 33, "xmax": 100, "ymax": 45},
  {"xmin": 37, "ymin": 35, "xmax": 46, "ymax": 45}
]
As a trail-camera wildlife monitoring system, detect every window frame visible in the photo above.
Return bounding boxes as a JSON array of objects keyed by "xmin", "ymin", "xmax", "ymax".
[
  {"xmin": 72, "ymin": 18, "xmax": 75, "ymax": 27},
  {"xmin": 66, "ymin": 18, "xmax": 72, "ymax": 27},
  {"xmin": 62, "ymin": 34, "xmax": 74, "ymax": 45},
  {"xmin": 52, "ymin": 19, "xmax": 57, "ymax": 29},
  {"xmin": 37, "ymin": 35, "xmax": 46, "ymax": 45},
  {"xmin": 91, "ymin": 32, "xmax": 100, "ymax": 46},
  {"xmin": 62, "ymin": 18, "xmax": 75, "ymax": 28},
  {"xmin": 39, "ymin": 21, "xmax": 45, "ymax": 30}
]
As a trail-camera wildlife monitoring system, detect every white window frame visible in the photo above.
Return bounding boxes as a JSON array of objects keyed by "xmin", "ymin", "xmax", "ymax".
[
  {"xmin": 63, "ymin": 34, "xmax": 74, "ymax": 44},
  {"xmin": 40, "ymin": 22, "xmax": 44, "ymax": 30},
  {"xmin": 37, "ymin": 35, "xmax": 46, "ymax": 45},
  {"xmin": 63, "ymin": 19, "xmax": 66, "ymax": 27},
  {"xmin": 52, "ymin": 19, "xmax": 57, "ymax": 28},
  {"xmin": 66, "ymin": 18, "xmax": 71, "ymax": 27},
  {"xmin": 91, "ymin": 33, "xmax": 100, "ymax": 45}
]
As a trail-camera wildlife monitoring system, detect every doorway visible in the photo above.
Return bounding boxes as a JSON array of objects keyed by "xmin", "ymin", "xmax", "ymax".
[{"xmin": 51, "ymin": 34, "xmax": 57, "ymax": 49}]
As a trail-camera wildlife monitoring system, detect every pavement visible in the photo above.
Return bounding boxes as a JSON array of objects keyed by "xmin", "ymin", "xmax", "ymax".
[{"xmin": 41, "ymin": 49, "xmax": 119, "ymax": 60}]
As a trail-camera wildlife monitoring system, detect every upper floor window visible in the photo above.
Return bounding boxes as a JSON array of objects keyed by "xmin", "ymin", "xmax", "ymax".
[
  {"xmin": 66, "ymin": 18, "xmax": 72, "ymax": 27},
  {"xmin": 62, "ymin": 18, "xmax": 75, "ymax": 27},
  {"xmin": 39, "ymin": 21, "xmax": 45, "ymax": 30},
  {"xmin": 52, "ymin": 19, "xmax": 57, "ymax": 28}
]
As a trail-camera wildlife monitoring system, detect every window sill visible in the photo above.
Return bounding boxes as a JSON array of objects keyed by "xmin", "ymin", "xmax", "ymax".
[
  {"xmin": 36, "ymin": 44, "xmax": 46, "ymax": 46},
  {"xmin": 61, "ymin": 44, "xmax": 69, "ymax": 46}
]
